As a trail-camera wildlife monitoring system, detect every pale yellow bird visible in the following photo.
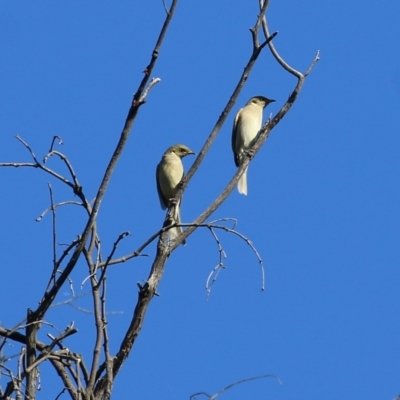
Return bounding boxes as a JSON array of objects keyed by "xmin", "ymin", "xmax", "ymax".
[
  {"xmin": 232, "ymin": 96, "xmax": 275, "ymax": 195},
  {"xmin": 156, "ymin": 144, "xmax": 195, "ymax": 244}
]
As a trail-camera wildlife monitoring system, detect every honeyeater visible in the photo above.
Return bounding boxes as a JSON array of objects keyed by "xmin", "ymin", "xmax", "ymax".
[
  {"xmin": 156, "ymin": 144, "xmax": 195, "ymax": 244},
  {"xmin": 232, "ymin": 96, "xmax": 275, "ymax": 195}
]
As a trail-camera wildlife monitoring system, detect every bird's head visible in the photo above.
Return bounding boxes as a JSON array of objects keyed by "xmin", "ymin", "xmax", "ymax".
[
  {"xmin": 248, "ymin": 96, "xmax": 275, "ymax": 109},
  {"xmin": 167, "ymin": 144, "xmax": 196, "ymax": 158}
]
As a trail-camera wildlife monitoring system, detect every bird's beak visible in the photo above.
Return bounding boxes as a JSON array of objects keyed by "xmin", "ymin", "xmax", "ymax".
[
  {"xmin": 188, "ymin": 151, "xmax": 196, "ymax": 155},
  {"xmin": 264, "ymin": 99, "xmax": 275, "ymax": 108}
]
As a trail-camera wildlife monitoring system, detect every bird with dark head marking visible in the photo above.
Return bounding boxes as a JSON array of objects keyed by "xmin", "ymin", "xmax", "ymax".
[{"xmin": 156, "ymin": 144, "xmax": 195, "ymax": 244}]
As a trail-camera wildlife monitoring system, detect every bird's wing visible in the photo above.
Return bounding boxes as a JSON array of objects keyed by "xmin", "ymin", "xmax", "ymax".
[
  {"xmin": 156, "ymin": 161, "xmax": 168, "ymax": 210},
  {"xmin": 232, "ymin": 109, "xmax": 242, "ymax": 167}
]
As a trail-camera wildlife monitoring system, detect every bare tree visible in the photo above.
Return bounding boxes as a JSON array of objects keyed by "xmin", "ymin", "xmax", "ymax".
[{"xmin": 0, "ymin": 1, "xmax": 319, "ymax": 399}]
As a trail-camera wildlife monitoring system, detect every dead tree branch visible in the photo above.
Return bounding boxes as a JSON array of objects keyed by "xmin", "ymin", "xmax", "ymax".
[{"xmin": 93, "ymin": 5, "xmax": 278, "ymax": 394}]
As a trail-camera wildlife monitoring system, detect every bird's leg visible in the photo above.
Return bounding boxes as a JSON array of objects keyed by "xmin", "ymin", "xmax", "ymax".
[
  {"xmin": 167, "ymin": 197, "xmax": 179, "ymax": 223},
  {"xmin": 244, "ymin": 147, "xmax": 256, "ymax": 160},
  {"xmin": 168, "ymin": 197, "xmax": 179, "ymax": 207}
]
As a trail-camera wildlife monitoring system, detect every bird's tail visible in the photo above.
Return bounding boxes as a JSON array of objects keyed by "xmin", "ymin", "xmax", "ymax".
[
  {"xmin": 237, "ymin": 165, "xmax": 248, "ymax": 195},
  {"xmin": 169, "ymin": 204, "xmax": 186, "ymax": 245}
]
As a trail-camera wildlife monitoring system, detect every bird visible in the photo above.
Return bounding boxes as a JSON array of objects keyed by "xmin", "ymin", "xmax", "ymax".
[
  {"xmin": 232, "ymin": 96, "xmax": 275, "ymax": 195},
  {"xmin": 156, "ymin": 144, "xmax": 195, "ymax": 244}
]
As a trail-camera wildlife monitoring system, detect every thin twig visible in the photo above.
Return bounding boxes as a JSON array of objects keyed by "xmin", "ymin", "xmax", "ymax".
[
  {"xmin": 81, "ymin": 246, "xmax": 98, "ymax": 288},
  {"xmin": 48, "ymin": 183, "xmax": 58, "ymax": 287},
  {"xmin": 101, "ymin": 279, "xmax": 113, "ymax": 398},
  {"xmin": 183, "ymin": 222, "xmax": 265, "ymax": 291},
  {"xmin": 304, "ymin": 50, "xmax": 320, "ymax": 76},
  {"xmin": 87, "ymin": 258, "xmax": 105, "ymax": 392},
  {"xmin": 259, "ymin": 0, "xmax": 319, "ymax": 77},
  {"xmin": 73, "ymin": 355, "xmax": 81, "ymax": 397},
  {"xmin": 50, "ymin": 292, "xmax": 89, "ymax": 309},
  {"xmin": 55, "ymin": 239, "xmax": 80, "ymax": 273},
  {"xmin": 161, "ymin": 0, "xmax": 170, "ymax": 15},
  {"xmin": 138, "ymin": 77, "xmax": 161, "ymax": 104},
  {"xmin": 42, "ymin": 150, "xmax": 81, "ymax": 192},
  {"xmin": 205, "ymin": 227, "xmax": 227, "ymax": 297},
  {"xmin": 48, "ymin": 135, "xmax": 64, "ymax": 153},
  {"xmin": 45, "ymin": 263, "xmax": 78, "ymax": 298},
  {"xmin": 54, "ymin": 387, "xmax": 67, "ymax": 400},
  {"xmin": 97, "ymin": 231, "xmax": 130, "ymax": 285},
  {"xmin": 17, "ymin": 347, "xmax": 25, "ymax": 391},
  {"xmin": 190, "ymin": 374, "xmax": 282, "ymax": 400},
  {"xmin": 36, "ymin": 201, "xmax": 83, "ymax": 222},
  {"xmin": 7, "ymin": 136, "xmax": 74, "ymax": 188}
]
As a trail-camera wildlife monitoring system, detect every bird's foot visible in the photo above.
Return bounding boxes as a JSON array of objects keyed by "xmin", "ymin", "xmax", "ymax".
[
  {"xmin": 169, "ymin": 197, "xmax": 179, "ymax": 206},
  {"xmin": 244, "ymin": 148, "xmax": 256, "ymax": 159}
]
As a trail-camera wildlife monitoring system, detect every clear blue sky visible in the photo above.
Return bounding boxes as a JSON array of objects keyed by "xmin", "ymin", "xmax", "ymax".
[{"xmin": 1, "ymin": 1, "xmax": 399, "ymax": 399}]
